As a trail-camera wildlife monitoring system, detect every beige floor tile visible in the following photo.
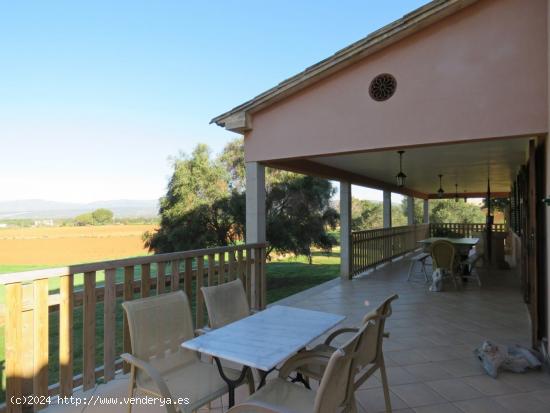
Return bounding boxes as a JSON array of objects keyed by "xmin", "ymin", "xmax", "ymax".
[
  {"xmin": 462, "ymin": 375, "xmax": 520, "ymax": 396},
  {"xmin": 438, "ymin": 359, "xmax": 485, "ymax": 378},
  {"xmin": 404, "ymin": 363, "xmax": 455, "ymax": 381},
  {"xmin": 528, "ymin": 389, "xmax": 550, "ymax": 404},
  {"xmin": 453, "ymin": 397, "xmax": 510, "ymax": 413},
  {"xmin": 425, "ymin": 378, "xmax": 484, "ymax": 402},
  {"xmin": 391, "ymin": 383, "xmax": 447, "ymax": 408},
  {"xmin": 498, "ymin": 371, "xmax": 550, "ymax": 392},
  {"xmin": 386, "ymin": 349, "xmax": 431, "ymax": 366},
  {"xmin": 376, "ymin": 366, "xmax": 420, "ymax": 386},
  {"xmin": 493, "ymin": 393, "xmax": 550, "ymax": 413},
  {"xmin": 413, "ymin": 403, "xmax": 463, "ymax": 413},
  {"xmin": 355, "ymin": 387, "xmax": 408, "ymax": 412}
]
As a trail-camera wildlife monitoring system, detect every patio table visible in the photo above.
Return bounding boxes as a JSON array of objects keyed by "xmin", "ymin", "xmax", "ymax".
[
  {"xmin": 417, "ymin": 237, "xmax": 479, "ymax": 247},
  {"xmin": 181, "ymin": 305, "xmax": 345, "ymax": 407},
  {"xmin": 418, "ymin": 237, "xmax": 479, "ymax": 276}
]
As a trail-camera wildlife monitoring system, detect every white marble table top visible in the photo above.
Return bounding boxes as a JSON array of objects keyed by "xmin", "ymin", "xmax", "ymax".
[{"xmin": 181, "ymin": 305, "xmax": 345, "ymax": 371}]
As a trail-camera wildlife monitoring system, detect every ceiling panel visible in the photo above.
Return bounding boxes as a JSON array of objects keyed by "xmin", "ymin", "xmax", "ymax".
[{"xmin": 309, "ymin": 137, "xmax": 531, "ymax": 194}]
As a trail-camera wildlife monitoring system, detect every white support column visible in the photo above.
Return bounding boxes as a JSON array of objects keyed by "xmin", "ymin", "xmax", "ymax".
[
  {"xmin": 383, "ymin": 191, "xmax": 392, "ymax": 228},
  {"xmin": 245, "ymin": 162, "xmax": 266, "ymax": 243},
  {"xmin": 407, "ymin": 196, "xmax": 415, "ymax": 225},
  {"xmin": 423, "ymin": 199, "xmax": 430, "ymax": 224},
  {"xmin": 340, "ymin": 181, "xmax": 352, "ymax": 279}
]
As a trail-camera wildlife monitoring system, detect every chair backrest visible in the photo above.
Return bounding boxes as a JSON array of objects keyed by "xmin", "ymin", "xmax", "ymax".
[
  {"xmin": 431, "ymin": 240, "xmax": 456, "ymax": 270},
  {"xmin": 122, "ymin": 291, "xmax": 197, "ymax": 386},
  {"xmin": 314, "ymin": 323, "xmax": 367, "ymax": 413},
  {"xmin": 357, "ymin": 294, "xmax": 398, "ymax": 367},
  {"xmin": 201, "ymin": 279, "xmax": 250, "ymax": 329}
]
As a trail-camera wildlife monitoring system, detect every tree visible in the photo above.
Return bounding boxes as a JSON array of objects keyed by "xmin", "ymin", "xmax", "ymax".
[
  {"xmin": 146, "ymin": 139, "xmax": 339, "ymax": 263},
  {"xmin": 352, "ymin": 199, "xmax": 383, "ymax": 230},
  {"xmin": 265, "ymin": 176, "xmax": 338, "ymax": 264},
  {"xmin": 74, "ymin": 212, "xmax": 94, "ymax": 226},
  {"xmin": 144, "ymin": 145, "xmax": 236, "ymax": 252},
  {"xmin": 91, "ymin": 208, "xmax": 113, "ymax": 225},
  {"xmin": 219, "ymin": 139, "xmax": 245, "ymax": 192},
  {"xmin": 429, "ymin": 199, "xmax": 485, "ymax": 224}
]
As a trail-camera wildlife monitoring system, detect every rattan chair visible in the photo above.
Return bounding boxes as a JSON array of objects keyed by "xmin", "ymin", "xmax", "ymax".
[
  {"xmin": 431, "ymin": 240, "xmax": 460, "ymax": 288},
  {"xmin": 121, "ymin": 291, "xmax": 250, "ymax": 413},
  {"xmin": 295, "ymin": 294, "xmax": 398, "ymax": 413},
  {"xmin": 226, "ymin": 321, "xmax": 369, "ymax": 413}
]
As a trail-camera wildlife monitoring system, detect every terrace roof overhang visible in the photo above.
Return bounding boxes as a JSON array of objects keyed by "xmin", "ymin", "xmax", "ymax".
[{"xmin": 212, "ymin": 0, "xmax": 548, "ymax": 199}]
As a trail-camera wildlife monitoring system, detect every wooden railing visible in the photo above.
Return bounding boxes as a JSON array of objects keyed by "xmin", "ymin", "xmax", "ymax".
[
  {"xmin": 1, "ymin": 243, "xmax": 267, "ymax": 412},
  {"xmin": 429, "ymin": 222, "xmax": 507, "ymax": 238},
  {"xmin": 350, "ymin": 224, "xmax": 429, "ymax": 277}
]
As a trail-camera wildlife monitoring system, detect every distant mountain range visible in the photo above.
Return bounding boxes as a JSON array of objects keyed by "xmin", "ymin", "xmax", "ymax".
[{"xmin": 0, "ymin": 199, "xmax": 159, "ymax": 219}]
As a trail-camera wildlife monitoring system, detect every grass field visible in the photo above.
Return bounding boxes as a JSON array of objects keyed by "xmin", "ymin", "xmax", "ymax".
[{"xmin": 0, "ymin": 226, "xmax": 340, "ymax": 401}]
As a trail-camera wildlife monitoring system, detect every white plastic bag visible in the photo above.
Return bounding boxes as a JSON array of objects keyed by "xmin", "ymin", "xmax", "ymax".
[
  {"xmin": 429, "ymin": 269, "xmax": 443, "ymax": 292},
  {"xmin": 475, "ymin": 341, "xmax": 542, "ymax": 378},
  {"xmin": 474, "ymin": 341, "xmax": 507, "ymax": 378}
]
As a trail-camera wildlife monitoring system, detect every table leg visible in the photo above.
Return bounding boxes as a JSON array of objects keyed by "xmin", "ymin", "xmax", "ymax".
[
  {"xmin": 257, "ymin": 367, "xmax": 276, "ymax": 389},
  {"xmin": 213, "ymin": 357, "xmax": 250, "ymax": 408}
]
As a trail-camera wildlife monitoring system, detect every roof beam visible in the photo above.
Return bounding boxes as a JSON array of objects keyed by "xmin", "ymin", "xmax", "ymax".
[{"xmin": 265, "ymin": 159, "xmax": 428, "ymax": 199}]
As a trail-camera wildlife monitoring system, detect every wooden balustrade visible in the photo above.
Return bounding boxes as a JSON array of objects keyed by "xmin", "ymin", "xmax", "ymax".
[
  {"xmin": 351, "ymin": 224, "xmax": 429, "ymax": 277},
  {"xmin": 1, "ymin": 243, "xmax": 267, "ymax": 412},
  {"xmin": 351, "ymin": 222, "xmax": 508, "ymax": 277},
  {"xmin": 429, "ymin": 222, "xmax": 507, "ymax": 237}
]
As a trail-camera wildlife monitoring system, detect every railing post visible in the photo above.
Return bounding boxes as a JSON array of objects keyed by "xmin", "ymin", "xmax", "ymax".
[
  {"xmin": 33, "ymin": 278, "xmax": 49, "ymax": 410},
  {"xmin": 82, "ymin": 271, "xmax": 96, "ymax": 391},
  {"xmin": 5, "ymin": 282, "xmax": 22, "ymax": 413},
  {"xmin": 250, "ymin": 247, "xmax": 263, "ymax": 310},
  {"xmin": 59, "ymin": 274, "xmax": 74, "ymax": 397},
  {"xmin": 103, "ymin": 268, "xmax": 116, "ymax": 382}
]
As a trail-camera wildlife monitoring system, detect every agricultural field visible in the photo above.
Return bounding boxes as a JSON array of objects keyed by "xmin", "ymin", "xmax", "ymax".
[{"xmin": 0, "ymin": 224, "xmax": 156, "ymax": 266}]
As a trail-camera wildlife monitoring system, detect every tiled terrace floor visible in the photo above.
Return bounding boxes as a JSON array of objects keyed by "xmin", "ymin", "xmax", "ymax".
[{"xmin": 45, "ymin": 256, "xmax": 550, "ymax": 413}]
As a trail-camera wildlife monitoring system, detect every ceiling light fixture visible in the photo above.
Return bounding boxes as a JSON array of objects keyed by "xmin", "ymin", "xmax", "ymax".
[
  {"xmin": 437, "ymin": 174, "xmax": 445, "ymax": 198},
  {"xmin": 395, "ymin": 150, "xmax": 407, "ymax": 188}
]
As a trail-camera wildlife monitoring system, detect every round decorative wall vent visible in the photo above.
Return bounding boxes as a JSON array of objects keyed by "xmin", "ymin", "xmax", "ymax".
[{"xmin": 369, "ymin": 73, "xmax": 396, "ymax": 101}]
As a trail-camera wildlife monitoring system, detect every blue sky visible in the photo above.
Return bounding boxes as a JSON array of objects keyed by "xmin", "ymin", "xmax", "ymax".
[{"xmin": 0, "ymin": 0, "xmax": 425, "ymax": 203}]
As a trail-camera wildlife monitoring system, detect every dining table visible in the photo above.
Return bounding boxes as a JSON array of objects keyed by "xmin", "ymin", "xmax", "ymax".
[
  {"xmin": 181, "ymin": 305, "xmax": 345, "ymax": 407},
  {"xmin": 417, "ymin": 237, "xmax": 479, "ymax": 275},
  {"xmin": 417, "ymin": 237, "xmax": 479, "ymax": 248}
]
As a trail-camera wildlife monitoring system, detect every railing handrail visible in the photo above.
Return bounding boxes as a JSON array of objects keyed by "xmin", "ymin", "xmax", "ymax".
[
  {"xmin": 352, "ymin": 223, "xmax": 428, "ymax": 236},
  {"xmin": 0, "ymin": 242, "xmax": 268, "ymax": 285}
]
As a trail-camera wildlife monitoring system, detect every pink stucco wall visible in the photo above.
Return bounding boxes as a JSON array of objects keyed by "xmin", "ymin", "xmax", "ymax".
[{"xmin": 245, "ymin": 0, "xmax": 548, "ymax": 163}]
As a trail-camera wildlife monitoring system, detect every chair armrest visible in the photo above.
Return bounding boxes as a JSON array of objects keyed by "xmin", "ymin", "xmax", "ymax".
[
  {"xmin": 195, "ymin": 326, "xmax": 212, "ymax": 336},
  {"xmin": 227, "ymin": 400, "xmax": 294, "ymax": 413},
  {"xmin": 324, "ymin": 327, "xmax": 359, "ymax": 345},
  {"xmin": 278, "ymin": 351, "xmax": 332, "ymax": 378},
  {"xmin": 121, "ymin": 353, "xmax": 176, "ymax": 413}
]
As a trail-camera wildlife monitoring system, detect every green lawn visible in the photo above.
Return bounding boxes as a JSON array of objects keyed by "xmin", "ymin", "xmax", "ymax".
[{"xmin": 0, "ymin": 250, "xmax": 340, "ymax": 402}]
